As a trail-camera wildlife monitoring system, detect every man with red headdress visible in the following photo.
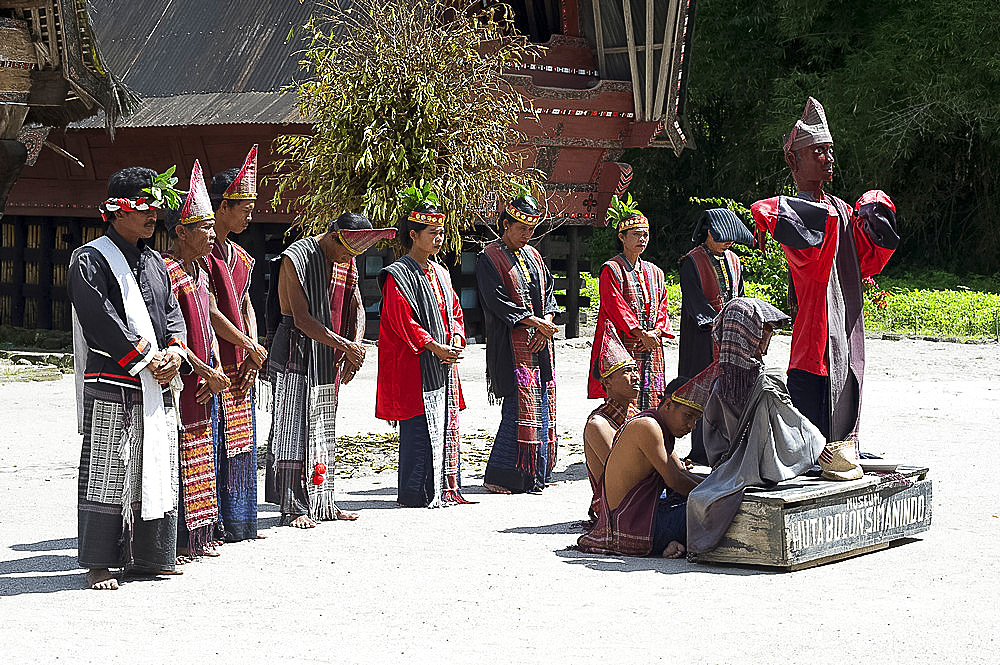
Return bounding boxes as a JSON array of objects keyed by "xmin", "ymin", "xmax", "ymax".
[
  {"xmin": 476, "ymin": 188, "xmax": 561, "ymax": 495},
  {"xmin": 162, "ymin": 160, "xmax": 230, "ymax": 560},
  {"xmin": 751, "ymin": 97, "xmax": 899, "ymax": 447},
  {"xmin": 583, "ymin": 324, "xmax": 639, "ymax": 522},
  {"xmin": 264, "ymin": 213, "xmax": 396, "ymax": 528},
  {"xmin": 205, "ymin": 146, "xmax": 268, "ymax": 543}
]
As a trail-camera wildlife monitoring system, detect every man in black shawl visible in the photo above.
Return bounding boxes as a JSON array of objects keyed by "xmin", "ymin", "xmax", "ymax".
[
  {"xmin": 475, "ymin": 189, "xmax": 561, "ymax": 494},
  {"xmin": 678, "ymin": 207, "xmax": 753, "ymax": 465}
]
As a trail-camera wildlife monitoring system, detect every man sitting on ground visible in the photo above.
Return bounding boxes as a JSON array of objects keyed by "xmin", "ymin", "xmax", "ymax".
[
  {"xmin": 584, "ymin": 324, "xmax": 640, "ymax": 522},
  {"xmin": 578, "ymin": 368, "xmax": 718, "ymax": 559}
]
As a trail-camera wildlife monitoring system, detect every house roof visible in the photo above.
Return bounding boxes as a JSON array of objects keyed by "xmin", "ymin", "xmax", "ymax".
[{"xmin": 73, "ymin": 0, "xmax": 320, "ymax": 128}]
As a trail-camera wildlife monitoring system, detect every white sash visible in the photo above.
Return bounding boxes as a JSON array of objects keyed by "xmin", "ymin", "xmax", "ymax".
[{"xmin": 72, "ymin": 235, "xmax": 174, "ymax": 521}]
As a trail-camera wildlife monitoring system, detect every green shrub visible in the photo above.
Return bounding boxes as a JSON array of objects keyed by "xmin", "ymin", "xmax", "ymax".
[{"xmin": 862, "ymin": 275, "xmax": 1000, "ymax": 339}]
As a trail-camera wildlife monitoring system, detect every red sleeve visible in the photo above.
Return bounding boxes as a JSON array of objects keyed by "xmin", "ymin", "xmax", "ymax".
[
  {"xmin": 751, "ymin": 197, "xmax": 779, "ymax": 236},
  {"xmin": 852, "ymin": 190, "xmax": 897, "ymax": 278},
  {"xmin": 382, "ymin": 273, "xmax": 434, "ymax": 353},
  {"xmin": 598, "ymin": 264, "xmax": 641, "ymax": 335}
]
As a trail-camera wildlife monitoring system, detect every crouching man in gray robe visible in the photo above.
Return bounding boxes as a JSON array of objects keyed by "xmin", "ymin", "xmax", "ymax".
[{"xmin": 686, "ymin": 297, "xmax": 825, "ymax": 555}]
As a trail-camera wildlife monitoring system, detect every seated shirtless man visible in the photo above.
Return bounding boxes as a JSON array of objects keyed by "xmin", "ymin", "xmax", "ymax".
[
  {"xmin": 578, "ymin": 369, "xmax": 717, "ymax": 558},
  {"xmin": 583, "ymin": 325, "xmax": 640, "ymax": 522}
]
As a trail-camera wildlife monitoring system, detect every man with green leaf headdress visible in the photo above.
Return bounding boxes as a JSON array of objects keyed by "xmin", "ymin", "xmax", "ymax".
[
  {"xmin": 68, "ymin": 166, "xmax": 189, "ymax": 589},
  {"xmin": 475, "ymin": 186, "xmax": 560, "ymax": 494},
  {"xmin": 589, "ymin": 194, "xmax": 674, "ymax": 411}
]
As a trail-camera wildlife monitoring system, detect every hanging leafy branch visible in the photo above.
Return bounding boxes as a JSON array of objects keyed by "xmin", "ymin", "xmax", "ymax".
[{"xmin": 271, "ymin": 0, "xmax": 545, "ymax": 254}]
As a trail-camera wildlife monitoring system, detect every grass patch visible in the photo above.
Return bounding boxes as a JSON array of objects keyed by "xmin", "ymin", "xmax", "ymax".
[
  {"xmin": 576, "ymin": 268, "xmax": 1000, "ymax": 340},
  {"xmin": 863, "ymin": 275, "xmax": 1000, "ymax": 339}
]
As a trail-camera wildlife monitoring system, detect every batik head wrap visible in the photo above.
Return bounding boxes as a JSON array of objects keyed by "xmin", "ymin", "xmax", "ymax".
[
  {"xmin": 784, "ymin": 96, "xmax": 833, "ymax": 153},
  {"xmin": 712, "ymin": 297, "xmax": 790, "ymax": 409},
  {"xmin": 691, "ymin": 208, "xmax": 753, "ymax": 246}
]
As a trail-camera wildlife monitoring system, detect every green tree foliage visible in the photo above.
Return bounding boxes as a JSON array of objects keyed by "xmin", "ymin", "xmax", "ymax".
[
  {"xmin": 272, "ymin": 0, "xmax": 544, "ymax": 253},
  {"xmin": 624, "ymin": 0, "xmax": 1000, "ymax": 275}
]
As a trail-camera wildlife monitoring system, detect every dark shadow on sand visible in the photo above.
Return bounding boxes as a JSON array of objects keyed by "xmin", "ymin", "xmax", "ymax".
[
  {"xmin": 10, "ymin": 538, "xmax": 77, "ymax": 552},
  {"xmin": 347, "ymin": 486, "xmax": 399, "ymax": 496},
  {"xmin": 336, "ymin": 498, "xmax": 404, "ymax": 511},
  {"xmin": 0, "ymin": 554, "xmax": 81, "ymax": 575},
  {"xmin": 554, "ymin": 547, "xmax": 782, "ymax": 576},
  {"xmin": 500, "ymin": 520, "xmax": 588, "ymax": 535},
  {"xmin": 256, "ymin": 515, "xmax": 281, "ymax": 530},
  {"xmin": 0, "ymin": 554, "xmax": 89, "ymax": 596},
  {"xmin": 0, "ymin": 572, "xmax": 87, "ymax": 596},
  {"xmin": 547, "ymin": 462, "xmax": 588, "ymax": 483}
]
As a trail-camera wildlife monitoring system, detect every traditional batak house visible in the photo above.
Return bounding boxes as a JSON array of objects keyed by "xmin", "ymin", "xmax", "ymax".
[
  {"xmin": 2, "ymin": 0, "xmax": 695, "ymax": 338},
  {"xmin": 0, "ymin": 0, "xmax": 136, "ymax": 329}
]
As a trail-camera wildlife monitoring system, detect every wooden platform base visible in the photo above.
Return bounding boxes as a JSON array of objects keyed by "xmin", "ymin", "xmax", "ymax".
[{"xmin": 689, "ymin": 466, "xmax": 931, "ymax": 571}]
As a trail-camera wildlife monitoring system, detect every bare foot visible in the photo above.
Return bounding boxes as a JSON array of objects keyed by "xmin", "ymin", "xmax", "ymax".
[
  {"xmin": 335, "ymin": 509, "xmax": 359, "ymax": 521},
  {"xmin": 175, "ymin": 553, "xmax": 193, "ymax": 565},
  {"xmin": 289, "ymin": 515, "xmax": 317, "ymax": 529},
  {"xmin": 200, "ymin": 546, "xmax": 221, "ymax": 557},
  {"xmin": 661, "ymin": 541, "xmax": 686, "ymax": 559},
  {"xmin": 484, "ymin": 483, "xmax": 511, "ymax": 494},
  {"xmin": 86, "ymin": 569, "xmax": 118, "ymax": 590},
  {"xmin": 255, "ymin": 533, "xmax": 268, "ymax": 539}
]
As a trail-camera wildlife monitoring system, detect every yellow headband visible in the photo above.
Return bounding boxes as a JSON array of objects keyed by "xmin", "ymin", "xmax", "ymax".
[
  {"xmin": 600, "ymin": 358, "xmax": 636, "ymax": 380},
  {"xmin": 671, "ymin": 394, "xmax": 705, "ymax": 413},
  {"xmin": 505, "ymin": 203, "xmax": 541, "ymax": 226},
  {"xmin": 408, "ymin": 210, "xmax": 445, "ymax": 227}
]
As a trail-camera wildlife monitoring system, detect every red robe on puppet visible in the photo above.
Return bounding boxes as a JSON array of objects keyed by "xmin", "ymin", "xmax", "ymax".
[{"xmin": 750, "ymin": 190, "xmax": 898, "ymax": 441}]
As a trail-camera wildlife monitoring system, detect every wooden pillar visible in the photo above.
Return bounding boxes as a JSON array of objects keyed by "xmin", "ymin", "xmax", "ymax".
[
  {"xmin": 565, "ymin": 225, "xmax": 580, "ymax": 338},
  {"xmin": 11, "ymin": 217, "xmax": 25, "ymax": 327},
  {"xmin": 38, "ymin": 217, "xmax": 54, "ymax": 329}
]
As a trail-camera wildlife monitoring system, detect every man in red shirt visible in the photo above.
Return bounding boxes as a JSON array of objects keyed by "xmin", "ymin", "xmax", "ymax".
[{"xmin": 750, "ymin": 97, "xmax": 899, "ymax": 445}]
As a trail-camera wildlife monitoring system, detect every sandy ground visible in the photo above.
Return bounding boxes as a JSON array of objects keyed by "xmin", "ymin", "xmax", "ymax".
[{"xmin": 1, "ymin": 333, "xmax": 997, "ymax": 664}]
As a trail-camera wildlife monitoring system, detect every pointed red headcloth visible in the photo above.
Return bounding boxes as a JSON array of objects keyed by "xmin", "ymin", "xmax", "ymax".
[{"xmin": 223, "ymin": 144, "xmax": 258, "ymax": 200}]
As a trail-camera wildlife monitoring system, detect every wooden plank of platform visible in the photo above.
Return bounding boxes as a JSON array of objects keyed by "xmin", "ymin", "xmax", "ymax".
[{"xmin": 691, "ymin": 466, "xmax": 932, "ymax": 570}]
